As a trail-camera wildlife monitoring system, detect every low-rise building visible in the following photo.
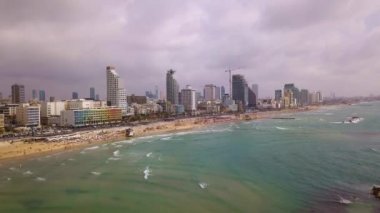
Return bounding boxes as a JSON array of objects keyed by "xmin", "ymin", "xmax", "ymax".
[
  {"xmin": 16, "ymin": 104, "xmax": 41, "ymax": 127},
  {"xmin": 60, "ymin": 108, "xmax": 123, "ymax": 127},
  {"xmin": 0, "ymin": 114, "xmax": 4, "ymax": 134}
]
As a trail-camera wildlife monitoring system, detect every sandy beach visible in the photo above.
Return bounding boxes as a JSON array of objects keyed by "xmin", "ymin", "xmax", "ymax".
[{"xmin": 0, "ymin": 107, "xmax": 319, "ymax": 162}]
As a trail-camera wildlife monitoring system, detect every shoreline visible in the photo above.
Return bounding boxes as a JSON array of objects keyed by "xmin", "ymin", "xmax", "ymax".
[{"xmin": 0, "ymin": 106, "xmax": 323, "ymax": 163}]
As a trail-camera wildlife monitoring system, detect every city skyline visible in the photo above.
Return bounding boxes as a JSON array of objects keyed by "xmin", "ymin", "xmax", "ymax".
[{"xmin": 1, "ymin": 1, "xmax": 380, "ymax": 99}]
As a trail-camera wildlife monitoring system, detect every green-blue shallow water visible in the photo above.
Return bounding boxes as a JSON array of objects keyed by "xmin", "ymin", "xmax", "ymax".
[{"xmin": 1, "ymin": 102, "xmax": 380, "ymax": 212}]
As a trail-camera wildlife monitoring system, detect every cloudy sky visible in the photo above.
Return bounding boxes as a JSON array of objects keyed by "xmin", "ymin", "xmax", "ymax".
[{"xmin": 1, "ymin": 0, "xmax": 380, "ymax": 100}]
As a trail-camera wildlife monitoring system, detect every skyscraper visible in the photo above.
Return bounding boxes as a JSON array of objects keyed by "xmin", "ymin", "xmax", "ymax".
[
  {"xmin": 232, "ymin": 75, "xmax": 248, "ymax": 106},
  {"xmin": 39, "ymin": 90, "xmax": 46, "ymax": 102},
  {"xmin": 275, "ymin": 90, "xmax": 282, "ymax": 101},
  {"xmin": 300, "ymin": 89, "xmax": 309, "ymax": 106},
  {"xmin": 166, "ymin": 69, "xmax": 179, "ymax": 105},
  {"xmin": 284, "ymin": 83, "xmax": 299, "ymax": 106},
  {"xmin": 221, "ymin": 86, "xmax": 226, "ymax": 97},
  {"xmin": 11, "ymin": 84, "xmax": 25, "ymax": 104},
  {"xmin": 90, "ymin": 87, "xmax": 95, "ymax": 100},
  {"xmin": 248, "ymin": 87, "xmax": 256, "ymax": 108},
  {"xmin": 106, "ymin": 66, "xmax": 128, "ymax": 111},
  {"xmin": 32, "ymin": 89, "xmax": 37, "ymax": 100},
  {"xmin": 72, "ymin": 92, "xmax": 79, "ymax": 99},
  {"xmin": 204, "ymin": 84, "xmax": 217, "ymax": 101},
  {"xmin": 215, "ymin": 86, "xmax": 221, "ymax": 100},
  {"xmin": 251, "ymin": 84, "xmax": 258, "ymax": 103},
  {"xmin": 181, "ymin": 85, "xmax": 196, "ymax": 112}
]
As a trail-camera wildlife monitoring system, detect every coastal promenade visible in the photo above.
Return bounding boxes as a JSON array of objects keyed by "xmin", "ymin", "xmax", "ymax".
[{"xmin": 0, "ymin": 107, "xmax": 317, "ymax": 162}]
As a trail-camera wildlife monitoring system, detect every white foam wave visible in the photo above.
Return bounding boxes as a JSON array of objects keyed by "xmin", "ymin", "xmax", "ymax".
[
  {"xmin": 35, "ymin": 177, "xmax": 46, "ymax": 182},
  {"xmin": 330, "ymin": 121, "xmax": 343, "ymax": 124},
  {"xmin": 9, "ymin": 167, "xmax": 16, "ymax": 171},
  {"xmin": 144, "ymin": 166, "xmax": 151, "ymax": 180},
  {"xmin": 338, "ymin": 195, "xmax": 352, "ymax": 205},
  {"xmin": 199, "ymin": 182, "xmax": 208, "ymax": 189},
  {"xmin": 115, "ymin": 145, "xmax": 123, "ymax": 148},
  {"xmin": 68, "ymin": 158, "xmax": 75, "ymax": 161},
  {"xmin": 275, "ymin": 126, "xmax": 289, "ymax": 130},
  {"xmin": 108, "ymin": 157, "xmax": 121, "ymax": 161},
  {"xmin": 84, "ymin": 146, "xmax": 99, "ymax": 151},
  {"xmin": 23, "ymin": 170, "xmax": 33, "ymax": 175},
  {"xmin": 113, "ymin": 150, "xmax": 121, "ymax": 157},
  {"xmin": 91, "ymin": 171, "xmax": 101, "ymax": 176},
  {"xmin": 6, "ymin": 177, "xmax": 11, "ymax": 181},
  {"xmin": 146, "ymin": 152, "xmax": 153, "ymax": 157},
  {"xmin": 161, "ymin": 137, "xmax": 172, "ymax": 141}
]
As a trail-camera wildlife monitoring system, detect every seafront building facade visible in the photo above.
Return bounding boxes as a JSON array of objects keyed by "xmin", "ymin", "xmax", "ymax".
[
  {"xmin": 166, "ymin": 69, "xmax": 179, "ymax": 105},
  {"xmin": 11, "ymin": 84, "xmax": 25, "ymax": 104},
  {"xmin": 16, "ymin": 104, "xmax": 40, "ymax": 127},
  {"xmin": 106, "ymin": 66, "xmax": 128, "ymax": 114},
  {"xmin": 60, "ymin": 108, "xmax": 123, "ymax": 127},
  {"xmin": 0, "ymin": 114, "xmax": 4, "ymax": 133},
  {"xmin": 204, "ymin": 84, "xmax": 217, "ymax": 101},
  {"xmin": 181, "ymin": 86, "xmax": 197, "ymax": 113},
  {"xmin": 232, "ymin": 75, "xmax": 249, "ymax": 106}
]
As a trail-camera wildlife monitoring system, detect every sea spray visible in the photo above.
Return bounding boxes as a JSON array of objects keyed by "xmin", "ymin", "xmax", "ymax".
[
  {"xmin": 144, "ymin": 167, "xmax": 151, "ymax": 180},
  {"xmin": 113, "ymin": 150, "xmax": 121, "ymax": 157}
]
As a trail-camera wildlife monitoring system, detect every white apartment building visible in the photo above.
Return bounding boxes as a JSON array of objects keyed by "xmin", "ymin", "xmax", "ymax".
[
  {"xmin": 181, "ymin": 86, "xmax": 196, "ymax": 112},
  {"xmin": 16, "ymin": 104, "xmax": 40, "ymax": 127}
]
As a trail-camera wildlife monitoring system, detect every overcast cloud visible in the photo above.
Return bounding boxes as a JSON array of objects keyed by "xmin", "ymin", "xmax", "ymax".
[{"xmin": 1, "ymin": 0, "xmax": 380, "ymax": 99}]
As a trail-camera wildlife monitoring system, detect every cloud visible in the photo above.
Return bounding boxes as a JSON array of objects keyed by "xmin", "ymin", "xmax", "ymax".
[{"xmin": 0, "ymin": 0, "xmax": 379, "ymax": 100}]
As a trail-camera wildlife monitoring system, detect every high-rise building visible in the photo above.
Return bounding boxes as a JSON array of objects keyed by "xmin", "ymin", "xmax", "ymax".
[
  {"xmin": 72, "ymin": 92, "xmax": 79, "ymax": 99},
  {"xmin": 16, "ymin": 103, "xmax": 40, "ymax": 127},
  {"xmin": 215, "ymin": 86, "xmax": 221, "ymax": 100},
  {"xmin": 300, "ymin": 89, "xmax": 309, "ymax": 106},
  {"xmin": 204, "ymin": 84, "xmax": 217, "ymax": 101},
  {"xmin": 275, "ymin": 90, "xmax": 282, "ymax": 101},
  {"xmin": 32, "ymin": 89, "xmax": 37, "ymax": 100},
  {"xmin": 11, "ymin": 84, "xmax": 25, "ymax": 104},
  {"xmin": 49, "ymin": 96, "xmax": 55, "ymax": 102},
  {"xmin": 248, "ymin": 88, "xmax": 256, "ymax": 108},
  {"xmin": 316, "ymin": 91, "xmax": 323, "ymax": 103},
  {"xmin": 95, "ymin": 94, "xmax": 99, "ymax": 101},
  {"xmin": 181, "ymin": 85, "xmax": 196, "ymax": 112},
  {"xmin": 166, "ymin": 69, "xmax": 179, "ymax": 105},
  {"xmin": 284, "ymin": 83, "xmax": 299, "ymax": 106},
  {"xmin": 155, "ymin": 85, "xmax": 159, "ymax": 99},
  {"xmin": 39, "ymin": 90, "xmax": 46, "ymax": 102},
  {"xmin": 283, "ymin": 89, "xmax": 294, "ymax": 108},
  {"xmin": 232, "ymin": 75, "xmax": 248, "ymax": 106},
  {"xmin": 251, "ymin": 84, "xmax": 258, "ymax": 100},
  {"xmin": 106, "ymin": 66, "xmax": 128, "ymax": 111},
  {"xmin": 90, "ymin": 87, "xmax": 95, "ymax": 100},
  {"xmin": 0, "ymin": 92, "xmax": 2, "ymax": 100},
  {"xmin": 221, "ymin": 86, "xmax": 226, "ymax": 97}
]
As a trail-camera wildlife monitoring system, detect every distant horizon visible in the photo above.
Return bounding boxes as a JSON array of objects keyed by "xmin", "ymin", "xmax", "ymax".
[{"xmin": 1, "ymin": 1, "xmax": 380, "ymax": 99}]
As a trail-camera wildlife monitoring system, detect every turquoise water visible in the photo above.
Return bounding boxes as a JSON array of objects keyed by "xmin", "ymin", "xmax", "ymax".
[{"xmin": 1, "ymin": 103, "xmax": 380, "ymax": 212}]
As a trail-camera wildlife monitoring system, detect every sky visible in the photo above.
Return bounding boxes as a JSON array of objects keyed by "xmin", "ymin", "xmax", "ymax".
[{"xmin": 1, "ymin": 0, "xmax": 380, "ymax": 100}]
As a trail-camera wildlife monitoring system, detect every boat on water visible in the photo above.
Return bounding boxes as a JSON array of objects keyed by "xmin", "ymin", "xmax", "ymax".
[
  {"xmin": 343, "ymin": 116, "xmax": 362, "ymax": 124},
  {"xmin": 126, "ymin": 128, "xmax": 134, "ymax": 137}
]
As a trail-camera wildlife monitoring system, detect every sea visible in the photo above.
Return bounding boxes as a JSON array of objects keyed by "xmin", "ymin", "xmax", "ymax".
[{"xmin": 1, "ymin": 102, "xmax": 380, "ymax": 212}]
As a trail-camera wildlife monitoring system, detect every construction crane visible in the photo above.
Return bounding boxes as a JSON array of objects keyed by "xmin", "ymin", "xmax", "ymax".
[{"xmin": 225, "ymin": 68, "xmax": 240, "ymax": 97}]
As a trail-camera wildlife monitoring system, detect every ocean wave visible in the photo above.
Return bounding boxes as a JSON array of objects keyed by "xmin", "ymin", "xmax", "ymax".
[
  {"xmin": 113, "ymin": 150, "xmax": 121, "ymax": 157},
  {"xmin": 199, "ymin": 182, "xmax": 208, "ymax": 189},
  {"xmin": 91, "ymin": 171, "xmax": 101, "ymax": 176},
  {"xmin": 35, "ymin": 177, "xmax": 46, "ymax": 182},
  {"xmin": 84, "ymin": 146, "xmax": 99, "ymax": 151},
  {"xmin": 23, "ymin": 170, "xmax": 33, "ymax": 176},
  {"xmin": 144, "ymin": 166, "xmax": 151, "ymax": 180},
  {"xmin": 108, "ymin": 157, "xmax": 121, "ymax": 161},
  {"xmin": 9, "ymin": 167, "xmax": 16, "ymax": 171},
  {"xmin": 276, "ymin": 126, "xmax": 289, "ymax": 130},
  {"xmin": 337, "ymin": 195, "xmax": 352, "ymax": 205},
  {"xmin": 146, "ymin": 152, "xmax": 153, "ymax": 157},
  {"xmin": 161, "ymin": 137, "xmax": 172, "ymax": 141}
]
